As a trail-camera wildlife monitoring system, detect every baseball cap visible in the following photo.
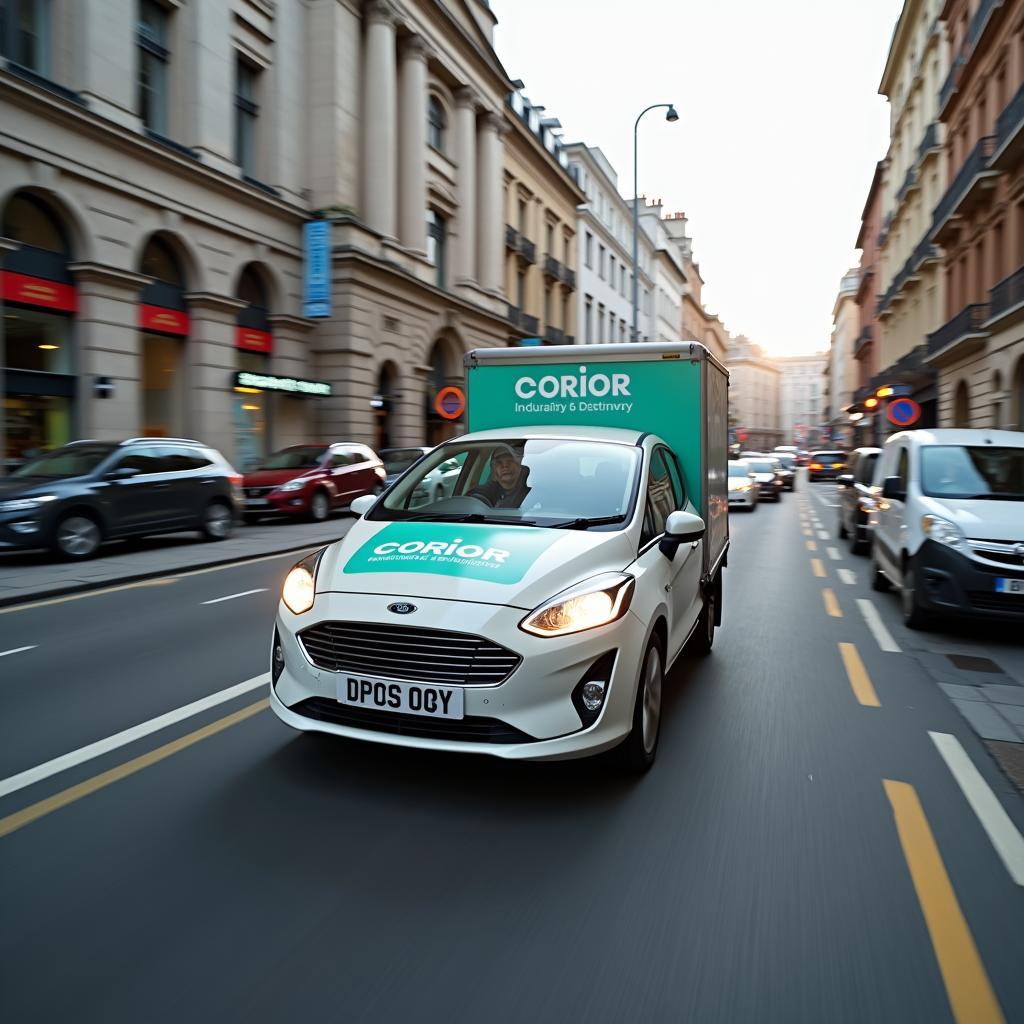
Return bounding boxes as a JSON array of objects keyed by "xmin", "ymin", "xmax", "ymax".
[{"xmin": 492, "ymin": 442, "xmax": 525, "ymax": 460}]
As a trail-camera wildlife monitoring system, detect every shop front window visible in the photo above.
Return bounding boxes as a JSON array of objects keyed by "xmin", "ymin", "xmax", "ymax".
[
  {"xmin": 233, "ymin": 352, "xmax": 269, "ymax": 471},
  {"xmin": 142, "ymin": 333, "xmax": 184, "ymax": 437}
]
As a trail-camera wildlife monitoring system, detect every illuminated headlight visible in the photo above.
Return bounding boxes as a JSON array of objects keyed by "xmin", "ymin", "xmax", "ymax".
[
  {"xmin": 281, "ymin": 547, "xmax": 326, "ymax": 614},
  {"xmin": 279, "ymin": 479, "xmax": 306, "ymax": 492},
  {"xmin": 0, "ymin": 494, "xmax": 57, "ymax": 513},
  {"xmin": 520, "ymin": 573, "xmax": 635, "ymax": 638},
  {"xmin": 735, "ymin": 482, "xmax": 751, "ymax": 492},
  {"xmin": 922, "ymin": 514, "xmax": 965, "ymax": 548},
  {"xmin": 858, "ymin": 495, "xmax": 877, "ymax": 511}
]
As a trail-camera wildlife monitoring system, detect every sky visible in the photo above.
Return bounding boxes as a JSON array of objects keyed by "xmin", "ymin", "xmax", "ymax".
[{"xmin": 492, "ymin": 0, "xmax": 905, "ymax": 357}]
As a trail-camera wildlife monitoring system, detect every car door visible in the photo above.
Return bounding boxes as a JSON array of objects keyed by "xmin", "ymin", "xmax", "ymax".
[
  {"xmin": 326, "ymin": 448, "xmax": 358, "ymax": 505},
  {"xmin": 101, "ymin": 446, "xmax": 167, "ymax": 533},
  {"xmin": 875, "ymin": 444, "xmax": 908, "ymax": 580},
  {"xmin": 163, "ymin": 445, "xmax": 218, "ymax": 525}
]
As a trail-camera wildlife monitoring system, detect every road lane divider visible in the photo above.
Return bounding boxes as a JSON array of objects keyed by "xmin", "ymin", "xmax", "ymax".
[
  {"xmin": 201, "ymin": 588, "xmax": 269, "ymax": 605},
  {"xmin": 929, "ymin": 732, "xmax": 1024, "ymax": 887},
  {"xmin": 856, "ymin": 598, "xmax": 903, "ymax": 653},
  {"xmin": 811, "ymin": 558, "xmax": 826, "ymax": 578},
  {"xmin": 806, "ymin": 540, "xmax": 817, "ymax": 551},
  {"xmin": 826, "ymin": 546, "xmax": 841, "ymax": 561},
  {"xmin": 0, "ymin": 700, "xmax": 269, "ymax": 839},
  {"xmin": 883, "ymin": 780, "xmax": 1005, "ymax": 1024},
  {"xmin": 816, "ymin": 530, "xmax": 830, "ymax": 540},
  {"xmin": 839, "ymin": 643, "xmax": 880, "ymax": 707},
  {"xmin": 822, "ymin": 589, "xmax": 842, "ymax": 618},
  {"xmin": 837, "ymin": 568, "xmax": 857, "ymax": 585},
  {"xmin": 0, "ymin": 645, "xmax": 36, "ymax": 659},
  {"xmin": 0, "ymin": 673, "xmax": 270, "ymax": 799},
  {"xmin": 803, "ymin": 529, "xmax": 813, "ymax": 538}
]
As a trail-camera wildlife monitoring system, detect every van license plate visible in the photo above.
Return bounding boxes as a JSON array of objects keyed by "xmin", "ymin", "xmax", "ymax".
[
  {"xmin": 337, "ymin": 674, "xmax": 464, "ymax": 719},
  {"xmin": 995, "ymin": 578, "xmax": 1024, "ymax": 594}
]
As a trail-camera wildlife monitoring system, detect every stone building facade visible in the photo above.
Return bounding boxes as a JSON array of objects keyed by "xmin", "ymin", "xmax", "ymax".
[{"xmin": 726, "ymin": 335, "xmax": 782, "ymax": 451}]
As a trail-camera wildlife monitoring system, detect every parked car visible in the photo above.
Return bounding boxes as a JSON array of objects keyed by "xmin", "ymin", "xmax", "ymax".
[
  {"xmin": 772, "ymin": 452, "xmax": 797, "ymax": 491},
  {"xmin": 242, "ymin": 443, "xmax": 386, "ymax": 523},
  {"xmin": 0, "ymin": 437, "xmax": 242, "ymax": 560},
  {"xmin": 744, "ymin": 456, "xmax": 784, "ymax": 502},
  {"xmin": 808, "ymin": 450, "xmax": 847, "ymax": 482},
  {"xmin": 836, "ymin": 447, "xmax": 881, "ymax": 554},
  {"xmin": 869, "ymin": 429, "xmax": 1024, "ymax": 628},
  {"xmin": 380, "ymin": 446, "xmax": 462, "ymax": 507},
  {"xmin": 796, "ymin": 450, "xmax": 810, "ymax": 467},
  {"xmin": 727, "ymin": 459, "xmax": 759, "ymax": 511}
]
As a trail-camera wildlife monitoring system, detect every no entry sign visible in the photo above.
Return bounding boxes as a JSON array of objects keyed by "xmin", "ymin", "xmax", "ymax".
[
  {"xmin": 434, "ymin": 385, "xmax": 466, "ymax": 420},
  {"xmin": 887, "ymin": 397, "xmax": 921, "ymax": 427}
]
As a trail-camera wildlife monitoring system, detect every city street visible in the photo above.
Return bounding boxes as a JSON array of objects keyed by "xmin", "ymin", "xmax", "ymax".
[{"xmin": 2, "ymin": 476, "xmax": 1023, "ymax": 1023}]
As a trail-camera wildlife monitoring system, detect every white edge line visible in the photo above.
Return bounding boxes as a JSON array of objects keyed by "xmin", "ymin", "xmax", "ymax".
[
  {"xmin": 930, "ymin": 731, "xmax": 1024, "ymax": 886},
  {"xmin": 856, "ymin": 598, "xmax": 902, "ymax": 653},
  {"xmin": 837, "ymin": 568, "xmax": 857, "ymax": 585},
  {"xmin": 826, "ymin": 547, "xmax": 842, "ymax": 560},
  {"xmin": 201, "ymin": 588, "xmax": 269, "ymax": 605},
  {"xmin": 0, "ymin": 673, "xmax": 270, "ymax": 799},
  {"xmin": 0, "ymin": 645, "xmax": 37, "ymax": 658},
  {"xmin": 817, "ymin": 530, "xmax": 830, "ymax": 540}
]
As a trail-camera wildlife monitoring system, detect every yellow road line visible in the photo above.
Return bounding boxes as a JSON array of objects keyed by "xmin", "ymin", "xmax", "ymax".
[
  {"xmin": 822, "ymin": 588, "xmax": 842, "ymax": 617},
  {"xmin": 811, "ymin": 558, "xmax": 826, "ymax": 577},
  {"xmin": 806, "ymin": 540, "xmax": 817, "ymax": 551},
  {"xmin": 0, "ymin": 700, "xmax": 268, "ymax": 838},
  {"xmin": 839, "ymin": 642, "xmax": 880, "ymax": 706},
  {"xmin": 803, "ymin": 529, "xmax": 813, "ymax": 537},
  {"xmin": 883, "ymin": 780, "xmax": 1005, "ymax": 1024}
]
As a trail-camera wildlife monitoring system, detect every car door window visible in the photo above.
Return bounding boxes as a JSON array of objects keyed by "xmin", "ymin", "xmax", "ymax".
[
  {"xmin": 641, "ymin": 450, "xmax": 673, "ymax": 547},
  {"xmin": 330, "ymin": 452, "xmax": 353, "ymax": 469},
  {"xmin": 112, "ymin": 447, "xmax": 161, "ymax": 474},
  {"xmin": 857, "ymin": 454, "xmax": 877, "ymax": 485},
  {"xmin": 897, "ymin": 448, "xmax": 909, "ymax": 490},
  {"xmin": 660, "ymin": 448, "xmax": 686, "ymax": 509}
]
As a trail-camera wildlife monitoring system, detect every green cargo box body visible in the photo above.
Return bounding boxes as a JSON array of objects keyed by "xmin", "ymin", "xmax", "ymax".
[{"xmin": 465, "ymin": 341, "xmax": 730, "ymax": 579}]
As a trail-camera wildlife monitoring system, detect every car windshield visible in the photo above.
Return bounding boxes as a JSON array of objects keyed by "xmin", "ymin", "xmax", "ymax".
[
  {"xmin": 812, "ymin": 452, "xmax": 845, "ymax": 462},
  {"xmin": 373, "ymin": 437, "xmax": 642, "ymax": 527},
  {"xmin": 921, "ymin": 445, "xmax": 1024, "ymax": 500},
  {"xmin": 728, "ymin": 462, "xmax": 751, "ymax": 477},
  {"xmin": 774, "ymin": 455, "xmax": 796, "ymax": 469},
  {"xmin": 259, "ymin": 446, "xmax": 326, "ymax": 470},
  {"xmin": 381, "ymin": 448, "xmax": 428, "ymax": 475},
  {"xmin": 747, "ymin": 460, "xmax": 776, "ymax": 473},
  {"xmin": 11, "ymin": 445, "xmax": 115, "ymax": 478}
]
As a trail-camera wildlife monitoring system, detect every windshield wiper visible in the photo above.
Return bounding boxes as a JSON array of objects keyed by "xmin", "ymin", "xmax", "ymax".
[
  {"xmin": 549, "ymin": 514, "xmax": 627, "ymax": 530},
  {"xmin": 403, "ymin": 512, "xmax": 539, "ymax": 526}
]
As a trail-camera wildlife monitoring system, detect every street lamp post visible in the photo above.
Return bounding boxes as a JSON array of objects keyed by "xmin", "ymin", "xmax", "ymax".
[{"xmin": 631, "ymin": 103, "xmax": 678, "ymax": 342}]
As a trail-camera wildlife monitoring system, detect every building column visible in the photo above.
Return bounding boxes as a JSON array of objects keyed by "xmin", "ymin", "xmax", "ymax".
[
  {"xmin": 362, "ymin": 0, "xmax": 398, "ymax": 238},
  {"xmin": 70, "ymin": 263, "xmax": 149, "ymax": 440},
  {"xmin": 398, "ymin": 34, "xmax": 429, "ymax": 254},
  {"xmin": 476, "ymin": 111, "xmax": 505, "ymax": 294},
  {"xmin": 453, "ymin": 88, "xmax": 478, "ymax": 284},
  {"xmin": 183, "ymin": 0, "xmax": 235, "ymax": 175}
]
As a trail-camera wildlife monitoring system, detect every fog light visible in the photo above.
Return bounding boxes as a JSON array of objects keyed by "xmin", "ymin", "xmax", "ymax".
[
  {"xmin": 581, "ymin": 681, "xmax": 606, "ymax": 712},
  {"xmin": 11, "ymin": 520, "xmax": 40, "ymax": 534},
  {"xmin": 272, "ymin": 630, "xmax": 285, "ymax": 685}
]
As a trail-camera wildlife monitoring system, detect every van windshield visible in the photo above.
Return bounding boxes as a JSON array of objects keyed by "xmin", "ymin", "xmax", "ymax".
[
  {"xmin": 920, "ymin": 446, "xmax": 1024, "ymax": 500},
  {"xmin": 372, "ymin": 438, "xmax": 642, "ymax": 528}
]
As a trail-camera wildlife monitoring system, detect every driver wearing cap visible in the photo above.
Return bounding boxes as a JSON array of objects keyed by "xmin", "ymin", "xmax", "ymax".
[{"xmin": 470, "ymin": 443, "xmax": 531, "ymax": 509}]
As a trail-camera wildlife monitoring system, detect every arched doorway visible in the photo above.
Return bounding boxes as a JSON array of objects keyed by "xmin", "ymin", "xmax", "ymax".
[
  {"xmin": 374, "ymin": 361, "xmax": 399, "ymax": 452},
  {"xmin": 953, "ymin": 380, "xmax": 970, "ymax": 428},
  {"xmin": 138, "ymin": 233, "xmax": 189, "ymax": 437},
  {"xmin": 1, "ymin": 191, "xmax": 77, "ymax": 469},
  {"xmin": 233, "ymin": 264, "xmax": 274, "ymax": 470},
  {"xmin": 424, "ymin": 336, "xmax": 462, "ymax": 446}
]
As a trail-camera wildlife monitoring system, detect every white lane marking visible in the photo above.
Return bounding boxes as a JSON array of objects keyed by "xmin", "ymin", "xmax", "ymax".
[
  {"xmin": 837, "ymin": 568, "xmax": 857, "ymax": 585},
  {"xmin": 827, "ymin": 546, "xmax": 842, "ymax": 560},
  {"xmin": 930, "ymin": 731, "xmax": 1024, "ymax": 886},
  {"xmin": 856, "ymin": 598, "xmax": 902, "ymax": 653},
  {"xmin": 817, "ymin": 530, "xmax": 830, "ymax": 540},
  {"xmin": 0, "ymin": 673, "xmax": 270, "ymax": 799},
  {"xmin": 201, "ymin": 588, "xmax": 268, "ymax": 605},
  {"xmin": 810, "ymin": 488, "xmax": 840, "ymax": 509},
  {"xmin": 0, "ymin": 645, "xmax": 37, "ymax": 658}
]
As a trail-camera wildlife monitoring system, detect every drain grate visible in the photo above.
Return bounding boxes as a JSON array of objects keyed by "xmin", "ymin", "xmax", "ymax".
[{"xmin": 946, "ymin": 654, "xmax": 1005, "ymax": 674}]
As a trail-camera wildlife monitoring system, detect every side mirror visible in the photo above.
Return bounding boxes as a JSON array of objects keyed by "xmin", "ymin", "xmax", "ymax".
[
  {"xmin": 104, "ymin": 466, "xmax": 139, "ymax": 481},
  {"xmin": 836, "ymin": 474, "xmax": 855, "ymax": 488},
  {"xmin": 350, "ymin": 494, "xmax": 376, "ymax": 517},
  {"xmin": 881, "ymin": 476, "xmax": 905, "ymax": 502},
  {"xmin": 660, "ymin": 510, "xmax": 705, "ymax": 559}
]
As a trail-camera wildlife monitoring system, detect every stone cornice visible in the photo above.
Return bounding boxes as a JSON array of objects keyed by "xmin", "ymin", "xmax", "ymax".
[
  {"xmin": 268, "ymin": 313, "xmax": 317, "ymax": 333},
  {"xmin": 69, "ymin": 262, "xmax": 149, "ymax": 288},
  {"xmin": 184, "ymin": 292, "xmax": 248, "ymax": 314}
]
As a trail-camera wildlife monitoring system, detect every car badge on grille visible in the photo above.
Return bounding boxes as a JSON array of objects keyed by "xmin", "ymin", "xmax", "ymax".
[{"xmin": 387, "ymin": 602, "xmax": 417, "ymax": 615}]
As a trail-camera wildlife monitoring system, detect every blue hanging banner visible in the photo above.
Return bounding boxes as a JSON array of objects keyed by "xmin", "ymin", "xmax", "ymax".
[{"xmin": 303, "ymin": 220, "xmax": 331, "ymax": 318}]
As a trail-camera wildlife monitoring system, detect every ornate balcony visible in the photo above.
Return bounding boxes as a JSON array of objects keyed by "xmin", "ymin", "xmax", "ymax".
[
  {"xmin": 931, "ymin": 136, "xmax": 997, "ymax": 242},
  {"xmin": 917, "ymin": 122, "xmax": 940, "ymax": 163},
  {"xmin": 926, "ymin": 304, "xmax": 990, "ymax": 364},
  {"xmin": 992, "ymin": 82, "xmax": 1024, "ymax": 170},
  {"xmin": 519, "ymin": 238, "xmax": 536, "ymax": 264},
  {"xmin": 895, "ymin": 166, "xmax": 918, "ymax": 207},
  {"xmin": 561, "ymin": 266, "xmax": 576, "ymax": 290},
  {"xmin": 543, "ymin": 255, "xmax": 562, "ymax": 281},
  {"xmin": 521, "ymin": 313, "xmax": 539, "ymax": 336},
  {"xmin": 505, "ymin": 224, "xmax": 519, "ymax": 251},
  {"xmin": 988, "ymin": 266, "xmax": 1024, "ymax": 326},
  {"xmin": 507, "ymin": 303, "xmax": 521, "ymax": 328},
  {"xmin": 545, "ymin": 326, "xmax": 565, "ymax": 345},
  {"xmin": 853, "ymin": 326, "xmax": 873, "ymax": 360}
]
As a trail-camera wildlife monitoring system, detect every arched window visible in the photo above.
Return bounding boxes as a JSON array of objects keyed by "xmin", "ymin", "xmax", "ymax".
[
  {"xmin": 427, "ymin": 96, "xmax": 446, "ymax": 152},
  {"xmin": 237, "ymin": 265, "xmax": 269, "ymax": 311},
  {"xmin": 2, "ymin": 192, "xmax": 69, "ymax": 254},
  {"xmin": 953, "ymin": 380, "xmax": 970, "ymax": 428},
  {"xmin": 140, "ymin": 235, "xmax": 184, "ymax": 286}
]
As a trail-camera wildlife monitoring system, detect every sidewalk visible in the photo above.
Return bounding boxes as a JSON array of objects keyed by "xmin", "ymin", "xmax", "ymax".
[{"xmin": 0, "ymin": 516, "xmax": 356, "ymax": 607}]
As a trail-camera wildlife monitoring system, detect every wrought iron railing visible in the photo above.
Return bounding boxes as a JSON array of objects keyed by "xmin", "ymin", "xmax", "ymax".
[
  {"xmin": 989, "ymin": 267, "xmax": 1024, "ymax": 320},
  {"xmin": 917, "ymin": 122, "xmax": 939, "ymax": 162},
  {"xmin": 561, "ymin": 266, "xmax": 576, "ymax": 289},
  {"xmin": 543, "ymin": 255, "xmax": 562, "ymax": 279},
  {"xmin": 996, "ymin": 83, "xmax": 1024, "ymax": 154},
  {"xmin": 932, "ymin": 136, "xmax": 995, "ymax": 232},
  {"xmin": 927, "ymin": 303, "xmax": 990, "ymax": 354},
  {"xmin": 521, "ymin": 313, "xmax": 539, "ymax": 335}
]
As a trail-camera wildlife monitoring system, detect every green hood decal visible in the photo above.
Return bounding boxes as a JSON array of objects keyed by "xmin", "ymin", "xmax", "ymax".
[{"xmin": 343, "ymin": 523, "xmax": 557, "ymax": 585}]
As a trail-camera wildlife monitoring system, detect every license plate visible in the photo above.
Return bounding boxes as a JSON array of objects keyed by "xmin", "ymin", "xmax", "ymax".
[
  {"xmin": 995, "ymin": 578, "xmax": 1024, "ymax": 594},
  {"xmin": 337, "ymin": 673, "xmax": 465, "ymax": 719},
  {"xmin": 245, "ymin": 498, "xmax": 269, "ymax": 507}
]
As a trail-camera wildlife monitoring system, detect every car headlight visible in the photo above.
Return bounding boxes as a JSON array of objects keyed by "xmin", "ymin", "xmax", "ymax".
[
  {"xmin": 0, "ymin": 494, "xmax": 58, "ymax": 513},
  {"xmin": 281, "ymin": 547, "xmax": 327, "ymax": 614},
  {"xmin": 921, "ymin": 514, "xmax": 965, "ymax": 548},
  {"xmin": 279, "ymin": 479, "xmax": 307, "ymax": 492},
  {"xmin": 858, "ymin": 495, "xmax": 877, "ymax": 511},
  {"xmin": 520, "ymin": 573, "xmax": 635, "ymax": 638}
]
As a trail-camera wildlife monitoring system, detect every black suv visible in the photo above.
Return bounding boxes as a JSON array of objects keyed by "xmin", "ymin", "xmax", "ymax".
[{"xmin": 0, "ymin": 438, "xmax": 243, "ymax": 559}]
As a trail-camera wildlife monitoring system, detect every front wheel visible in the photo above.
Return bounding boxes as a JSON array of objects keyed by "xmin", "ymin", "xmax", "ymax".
[
  {"xmin": 901, "ymin": 565, "xmax": 931, "ymax": 630},
  {"xmin": 618, "ymin": 636, "xmax": 664, "ymax": 774},
  {"xmin": 55, "ymin": 513, "xmax": 102, "ymax": 560},
  {"xmin": 838, "ymin": 514, "xmax": 849, "ymax": 540},
  {"xmin": 201, "ymin": 501, "xmax": 234, "ymax": 541},
  {"xmin": 871, "ymin": 549, "xmax": 891, "ymax": 592},
  {"xmin": 309, "ymin": 490, "xmax": 330, "ymax": 522}
]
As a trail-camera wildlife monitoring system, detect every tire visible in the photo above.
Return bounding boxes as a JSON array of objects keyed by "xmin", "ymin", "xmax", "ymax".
[
  {"xmin": 851, "ymin": 519, "xmax": 870, "ymax": 556},
  {"xmin": 690, "ymin": 573, "xmax": 719, "ymax": 656},
  {"xmin": 309, "ymin": 489, "xmax": 330, "ymax": 522},
  {"xmin": 901, "ymin": 564, "xmax": 931, "ymax": 630},
  {"xmin": 618, "ymin": 635, "xmax": 664, "ymax": 774},
  {"xmin": 54, "ymin": 512, "xmax": 102, "ymax": 560},
  {"xmin": 200, "ymin": 500, "xmax": 234, "ymax": 541},
  {"xmin": 838, "ymin": 514, "xmax": 849, "ymax": 540},
  {"xmin": 871, "ymin": 549, "xmax": 891, "ymax": 592}
]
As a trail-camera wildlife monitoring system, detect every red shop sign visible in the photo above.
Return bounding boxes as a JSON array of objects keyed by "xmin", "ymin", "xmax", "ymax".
[
  {"xmin": 235, "ymin": 326, "xmax": 273, "ymax": 354},
  {"xmin": 0, "ymin": 271, "xmax": 77, "ymax": 313},
  {"xmin": 139, "ymin": 304, "xmax": 190, "ymax": 337}
]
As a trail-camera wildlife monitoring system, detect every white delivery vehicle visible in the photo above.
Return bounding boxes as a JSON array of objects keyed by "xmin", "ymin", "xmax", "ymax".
[
  {"xmin": 870, "ymin": 428, "xmax": 1024, "ymax": 629},
  {"xmin": 270, "ymin": 342, "xmax": 729, "ymax": 771}
]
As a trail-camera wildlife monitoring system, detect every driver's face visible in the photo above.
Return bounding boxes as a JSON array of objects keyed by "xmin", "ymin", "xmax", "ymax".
[{"xmin": 492, "ymin": 453, "xmax": 523, "ymax": 490}]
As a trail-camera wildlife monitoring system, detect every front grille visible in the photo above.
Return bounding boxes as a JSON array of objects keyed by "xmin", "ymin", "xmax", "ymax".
[
  {"xmin": 967, "ymin": 540, "xmax": 1024, "ymax": 569},
  {"xmin": 245, "ymin": 486, "xmax": 274, "ymax": 498},
  {"xmin": 291, "ymin": 697, "xmax": 534, "ymax": 744},
  {"xmin": 967, "ymin": 591, "xmax": 1024, "ymax": 613},
  {"xmin": 298, "ymin": 621, "xmax": 521, "ymax": 686}
]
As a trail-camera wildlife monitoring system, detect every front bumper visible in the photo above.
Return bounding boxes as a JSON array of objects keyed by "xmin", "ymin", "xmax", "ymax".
[
  {"xmin": 728, "ymin": 489, "xmax": 756, "ymax": 507},
  {"xmin": 271, "ymin": 591, "xmax": 648, "ymax": 761},
  {"xmin": 0, "ymin": 505, "xmax": 60, "ymax": 550},
  {"xmin": 913, "ymin": 539, "xmax": 1024, "ymax": 620},
  {"xmin": 245, "ymin": 491, "xmax": 311, "ymax": 516}
]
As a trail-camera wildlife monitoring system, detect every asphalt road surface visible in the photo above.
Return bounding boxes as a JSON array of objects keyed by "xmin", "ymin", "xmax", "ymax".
[{"xmin": 2, "ymin": 482, "xmax": 1023, "ymax": 1023}]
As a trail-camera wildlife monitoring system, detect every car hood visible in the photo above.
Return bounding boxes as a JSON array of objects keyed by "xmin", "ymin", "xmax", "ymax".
[
  {"xmin": 752, "ymin": 472, "xmax": 776, "ymax": 482},
  {"xmin": 0, "ymin": 477, "xmax": 55, "ymax": 499},
  {"xmin": 315, "ymin": 516, "xmax": 637, "ymax": 611},
  {"xmin": 243, "ymin": 468, "xmax": 319, "ymax": 487},
  {"xmin": 921, "ymin": 496, "xmax": 1024, "ymax": 541}
]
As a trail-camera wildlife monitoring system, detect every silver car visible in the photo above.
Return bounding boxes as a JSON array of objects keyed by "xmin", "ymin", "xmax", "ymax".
[{"xmin": 728, "ymin": 459, "xmax": 759, "ymax": 511}]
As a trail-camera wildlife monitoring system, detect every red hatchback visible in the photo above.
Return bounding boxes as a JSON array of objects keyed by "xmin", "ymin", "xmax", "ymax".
[{"xmin": 242, "ymin": 443, "xmax": 386, "ymax": 523}]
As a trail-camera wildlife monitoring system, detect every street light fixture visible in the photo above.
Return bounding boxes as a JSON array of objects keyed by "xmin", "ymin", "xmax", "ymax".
[{"xmin": 631, "ymin": 103, "xmax": 678, "ymax": 342}]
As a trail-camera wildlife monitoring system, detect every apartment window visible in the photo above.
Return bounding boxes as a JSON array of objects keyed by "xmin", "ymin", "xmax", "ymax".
[
  {"xmin": 584, "ymin": 232, "xmax": 593, "ymax": 268},
  {"xmin": 426, "ymin": 209, "xmax": 447, "ymax": 288},
  {"xmin": 427, "ymin": 96, "xmax": 446, "ymax": 152},
  {"xmin": 235, "ymin": 56, "xmax": 260, "ymax": 177},
  {"xmin": 543, "ymin": 285, "xmax": 551, "ymax": 330},
  {"xmin": 1, "ymin": 0, "xmax": 50, "ymax": 73},
  {"xmin": 137, "ymin": 0, "xmax": 170, "ymax": 135},
  {"xmin": 584, "ymin": 295, "xmax": 593, "ymax": 344},
  {"xmin": 598, "ymin": 244, "xmax": 606, "ymax": 280},
  {"xmin": 517, "ymin": 268, "xmax": 526, "ymax": 310},
  {"xmin": 620, "ymin": 265, "xmax": 626, "ymax": 295},
  {"xmin": 609, "ymin": 254, "xmax": 616, "ymax": 284},
  {"xmin": 545, "ymin": 222, "xmax": 554, "ymax": 257},
  {"xmin": 518, "ymin": 198, "xmax": 528, "ymax": 235},
  {"xmin": 563, "ymin": 235, "xmax": 570, "ymax": 266},
  {"xmin": 598, "ymin": 303, "xmax": 605, "ymax": 338},
  {"xmin": 562, "ymin": 292, "xmax": 570, "ymax": 337}
]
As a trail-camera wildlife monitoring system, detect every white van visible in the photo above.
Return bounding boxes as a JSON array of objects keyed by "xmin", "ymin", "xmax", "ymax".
[{"xmin": 869, "ymin": 428, "xmax": 1024, "ymax": 628}]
